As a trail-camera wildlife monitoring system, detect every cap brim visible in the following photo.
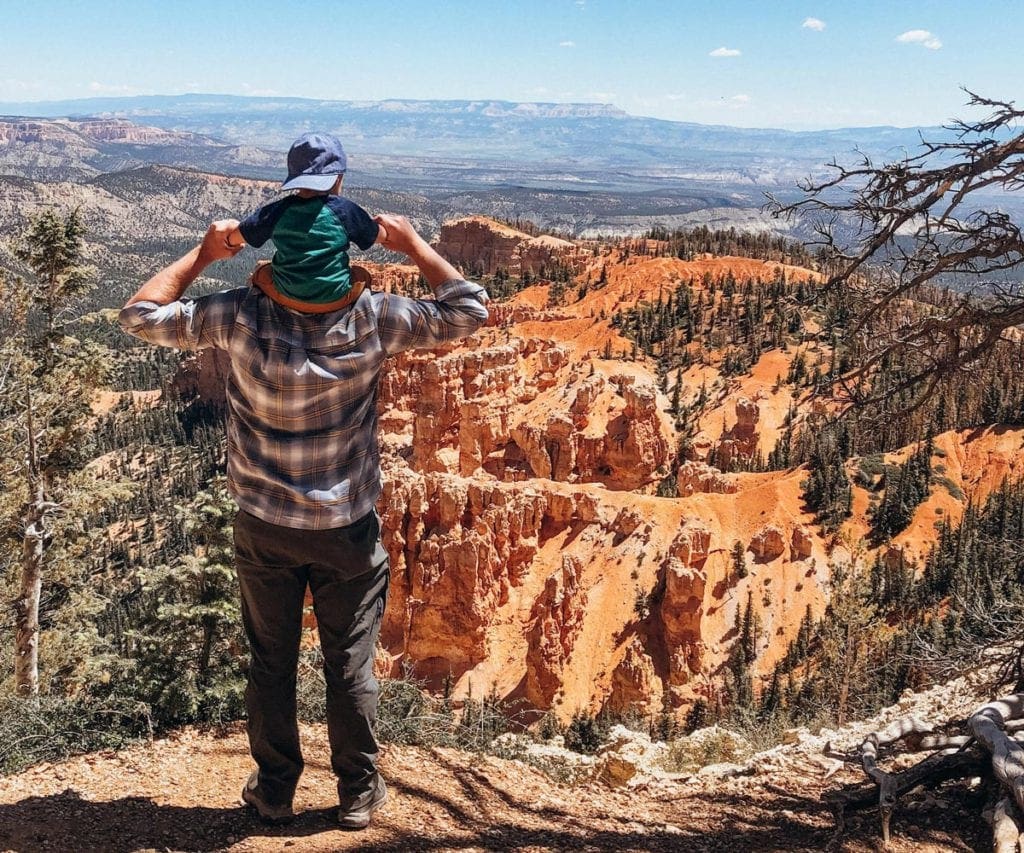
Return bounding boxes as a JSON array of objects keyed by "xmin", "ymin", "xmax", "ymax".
[{"xmin": 281, "ymin": 174, "xmax": 339, "ymax": 192}]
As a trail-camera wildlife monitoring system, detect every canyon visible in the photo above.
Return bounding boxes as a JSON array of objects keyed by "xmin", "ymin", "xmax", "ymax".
[{"xmin": 176, "ymin": 216, "xmax": 1024, "ymax": 723}]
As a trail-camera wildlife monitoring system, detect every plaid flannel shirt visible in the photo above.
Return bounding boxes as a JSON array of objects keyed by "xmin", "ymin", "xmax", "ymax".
[{"xmin": 118, "ymin": 280, "xmax": 490, "ymax": 529}]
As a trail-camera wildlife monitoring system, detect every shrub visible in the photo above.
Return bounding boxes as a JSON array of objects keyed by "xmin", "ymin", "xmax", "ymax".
[
  {"xmin": 662, "ymin": 728, "xmax": 746, "ymax": 773},
  {"xmin": 0, "ymin": 694, "xmax": 152, "ymax": 775},
  {"xmin": 537, "ymin": 711, "xmax": 562, "ymax": 741},
  {"xmin": 857, "ymin": 453, "xmax": 887, "ymax": 482},
  {"xmin": 296, "ymin": 646, "xmax": 327, "ymax": 722},
  {"xmin": 564, "ymin": 710, "xmax": 609, "ymax": 754},
  {"xmin": 936, "ymin": 476, "xmax": 964, "ymax": 500}
]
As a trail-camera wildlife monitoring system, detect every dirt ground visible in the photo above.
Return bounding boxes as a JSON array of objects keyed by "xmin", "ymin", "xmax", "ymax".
[{"xmin": 0, "ymin": 721, "xmax": 989, "ymax": 853}]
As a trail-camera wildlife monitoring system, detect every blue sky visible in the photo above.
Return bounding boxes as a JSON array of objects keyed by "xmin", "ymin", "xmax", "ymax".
[{"xmin": 0, "ymin": 0, "xmax": 1018, "ymax": 129}]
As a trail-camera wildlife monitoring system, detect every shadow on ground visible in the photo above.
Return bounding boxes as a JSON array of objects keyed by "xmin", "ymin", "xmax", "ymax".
[{"xmin": 0, "ymin": 760, "xmax": 987, "ymax": 852}]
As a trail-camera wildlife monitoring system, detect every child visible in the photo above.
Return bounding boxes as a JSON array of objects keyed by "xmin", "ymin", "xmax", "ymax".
[{"xmin": 226, "ymin": 132, "xmax": 387, "ymax": 310}]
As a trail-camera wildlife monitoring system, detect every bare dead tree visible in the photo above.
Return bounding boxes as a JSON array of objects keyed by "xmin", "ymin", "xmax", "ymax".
[
  {"xmin": 770, "ymin": 92, "xmax": 1024, "ymax": 415},
  {"xmin": 825, "ymin": 697, "xmax": 1024, "ymax": 849}
]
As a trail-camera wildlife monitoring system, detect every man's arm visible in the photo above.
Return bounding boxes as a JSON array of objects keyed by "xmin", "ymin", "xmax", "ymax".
[
  {"xmin": 124, "ymin": 219, "xmax": 242, "ymax": 307},
  {"xmin": 371, "ymin": 214, "xmax": 490, "ymax": 356},
  {"xmin": 375, "ymin": 214, "xmax": 461, "ymax": 287},
  {"xmin": 119, "ymin": 219, "xmax": 246, "ymax": 351}
]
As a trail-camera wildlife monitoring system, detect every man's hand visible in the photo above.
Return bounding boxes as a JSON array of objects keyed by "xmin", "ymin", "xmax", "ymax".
[
  {"xmin": 373, "ymin": 214, "xmax": 422, "ymax": 256},
  {"xmin": 200, "ymin": 219, "xmax": 245, "ymax": 263},
  {"xmin": 124, "ymin": 219, "xmax": 244, "ymax": 307},
  {"xmin": 373, "ymin": 213, "xmax": 463, "ymax": 288}
]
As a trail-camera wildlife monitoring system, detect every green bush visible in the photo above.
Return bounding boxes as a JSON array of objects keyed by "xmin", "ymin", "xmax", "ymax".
[
  {"xmin": 0, "ymin": 694, "xmax": 152, "ymax": 775},
  {"xmin": 296, "ymin": 646, "xmax": 327, "ymax": 722},
  {"xmin": 662, "ymin": 728, "xmax": 746, "ymax": 773},
  {"xmin": 537, "ymin": 710, "xmax": 562, "ymax": 741},
  {"xmin": 936, "ymin": 476, "xmax": 964, "ymax": 500},
  {"xmin": 857, "ymin": 453, "xmax": 886, "ymax": 481},
  {"xmin": 564, "ymin": 710, "xmax": 609, "ymax": 755}
]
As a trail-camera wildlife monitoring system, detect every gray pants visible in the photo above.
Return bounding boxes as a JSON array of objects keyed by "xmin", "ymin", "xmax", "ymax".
[{"xmin": 233, "ymin": 508, "xmax": 389, "ymax": 806}]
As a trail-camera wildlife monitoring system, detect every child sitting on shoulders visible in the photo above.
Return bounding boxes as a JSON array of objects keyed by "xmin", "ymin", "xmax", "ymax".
[{"xmin": 226, "ymin": 132, "xmax": 387, "ymax": 310}]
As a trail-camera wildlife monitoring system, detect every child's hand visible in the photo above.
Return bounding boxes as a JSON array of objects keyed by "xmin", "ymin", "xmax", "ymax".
[{"xmin": 224, "ymin": 223, "xmax": 245, "ymax": 251}]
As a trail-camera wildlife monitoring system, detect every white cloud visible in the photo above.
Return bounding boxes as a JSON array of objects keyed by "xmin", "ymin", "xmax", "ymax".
[
  {"xmin": 575, "ymin": 0, "xmax": 585, "ymax": 7},
  {"xmin": 802, "ymin": 17, "xmax": 826, "ymax": 31},
  {"xmin": 709, "ymin": 46, "xmax": 741, "ymax": 57},
  {"xmin": 240, "ymin": 83, "xmax": 281, "ymax": 97},
  {"xmin": 559, "ymin": 40, "xmax": 576, "ymax": 48},
  {"xmin": 88, "ymin": 81, "xmax": 135, "ymax": 94},
  {"xmin": 588, "ymin": 91, "xmax": 617, "ymax": 101},
  {"xmin": 664, "ymin": 93, "xmax": 686, "ymax": 102},
  {"xmin": 896, "ymin": 29, "xmax": 942, "ymax": 49},
  {"xmin": 730, "ymin": 94, "xmax": 751, "ymax": 104}
]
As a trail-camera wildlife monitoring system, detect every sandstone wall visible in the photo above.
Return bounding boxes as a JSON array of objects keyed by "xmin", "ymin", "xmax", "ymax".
[
  {"xmin": 171, "ymin": 223, "xmax": 861, "ymax": 722},
  {"xmin": 434, "ymin": 216, "xmax": 589, "ymax": 278}
]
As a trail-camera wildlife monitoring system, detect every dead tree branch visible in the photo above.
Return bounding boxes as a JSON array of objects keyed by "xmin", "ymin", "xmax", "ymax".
[
  {"xmin": 769, "ymin": 92, "xmax": 1024, "ymax": 416},
  {"xmin": 827, "ymin": 691, "xmax": 1024, "ymax": 848}
]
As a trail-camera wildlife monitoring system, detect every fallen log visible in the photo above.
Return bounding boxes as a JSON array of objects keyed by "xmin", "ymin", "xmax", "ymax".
[
  {"xmin": 969, "ymin": 694, "xmax": 1024, "ymax": 813},
  {"xmin": 827, "ymin": 692, "xmax": 1024, "ymax": 848},
  {"xmin": 989, "ymin": 795, "xmax": 1024, "ymax": 853},
  {"xmin": 824, "ymin": 747, "xmax": 985, "ymax": 813}
]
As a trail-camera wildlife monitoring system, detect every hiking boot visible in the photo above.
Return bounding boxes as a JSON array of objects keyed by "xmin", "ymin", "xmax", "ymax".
[
  {"xmin": 337, "ymin": 774, "xmax": 387, "ymax": 830},
  {"xmin": 241, "ymin": 770, "xmax": 295, "ymax": 825}
]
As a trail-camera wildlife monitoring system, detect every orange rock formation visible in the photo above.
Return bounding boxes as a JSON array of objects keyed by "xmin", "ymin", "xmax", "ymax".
[{"xmin": 176, "ymin": 215, "xmax": 1023, "ymax": 723}]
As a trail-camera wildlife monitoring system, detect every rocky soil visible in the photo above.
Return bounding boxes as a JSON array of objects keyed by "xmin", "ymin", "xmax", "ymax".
[{"xmin": 0, "ymin": 669, "xmax": 997, "ymax": 852}]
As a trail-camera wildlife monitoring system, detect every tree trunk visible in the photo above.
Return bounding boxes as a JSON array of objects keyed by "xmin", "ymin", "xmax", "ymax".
[
  {"xmin": 14, "ymin": 389, "xmax": 44, "ymax": 698},
  {"xmin": 15, "ymin": 481, "xmax": 45, "ymax": 697},
  {"xmin": 198, "ymin": 617, "xmax": 215, "ymax": 681}
]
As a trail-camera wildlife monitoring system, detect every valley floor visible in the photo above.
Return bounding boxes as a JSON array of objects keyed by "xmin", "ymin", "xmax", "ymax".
[{"xmin": 0, "ymin": 721, "xmax": 986, "ymax": 853}]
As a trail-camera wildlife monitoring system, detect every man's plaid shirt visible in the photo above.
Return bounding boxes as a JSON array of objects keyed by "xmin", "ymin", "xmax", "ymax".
[{"xmin": 119, "ymin": 279, "xmax": 490, "ymax": 529}]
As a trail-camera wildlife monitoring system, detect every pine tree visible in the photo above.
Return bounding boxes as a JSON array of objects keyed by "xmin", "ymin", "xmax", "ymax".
[
  {"xmin": 683, "ymin": 698, "xmax": 710, "ymax": 734},
  {"xmin": 1, "ymin": 211, "xmax": 110, "ymax": 697},
  {"xmin": 802, "ymin": 429, "xmax": 852, "ymax": 532},
  {"xmin": 126, "ymin": 480, "xmax": 246, "ymax": 725},
  {"xmin": 731, "ymin": 540, "xmax": 748, "ymax": 579}
]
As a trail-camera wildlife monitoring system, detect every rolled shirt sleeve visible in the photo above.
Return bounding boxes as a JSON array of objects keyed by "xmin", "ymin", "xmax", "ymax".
[
  {"xmin": 373, "ymin": 278, "xmax": 490, "ymax": 356},
  {"xmin": 118, "ymin": 288, "xmax": 246, "ymax": 351}
]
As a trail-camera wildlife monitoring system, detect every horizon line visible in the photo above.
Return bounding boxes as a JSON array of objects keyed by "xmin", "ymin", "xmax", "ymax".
[{"xmin": 0, "ymin": 91, "xmax": 953, "ymax": 135}]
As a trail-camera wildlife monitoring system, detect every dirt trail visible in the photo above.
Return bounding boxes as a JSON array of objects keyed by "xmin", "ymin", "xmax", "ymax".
[{"xmin": 0, "ymin": 721, "xmax": 983, "ymax": 852}]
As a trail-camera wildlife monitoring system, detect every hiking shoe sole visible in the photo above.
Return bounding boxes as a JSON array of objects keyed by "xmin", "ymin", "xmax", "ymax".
[{"xmin": 242, "ymin": 771, "xmax": 295, "ymax": 825}]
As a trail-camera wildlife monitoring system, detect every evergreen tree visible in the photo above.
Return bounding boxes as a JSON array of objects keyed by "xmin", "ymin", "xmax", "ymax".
[
  {"xmin": 126, "ymin": 480, "xmax": 246, "ymax": 725},
  {"xmin": 1, "ymin": 211, "xmax": 111, "ymax": 697},
  {"xmin": 731, "ymin": 540, "xmax": 748, "ymax": 579},
  {"xmin": 683, "ymin": 698, "xmax": 710, "ymax": 734},
  {"xmin": 871, "ymin": 439, "xmax": 933, "ymax": 540},
  {"xmin": 802, "ymin": 428, "xmax": 852, "ymax": 532}
]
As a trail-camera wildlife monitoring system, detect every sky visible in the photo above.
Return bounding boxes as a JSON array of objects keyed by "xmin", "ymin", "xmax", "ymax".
[{"xmin": 0, "ymin": 0, "xmax": 1019, "ymax": 129}]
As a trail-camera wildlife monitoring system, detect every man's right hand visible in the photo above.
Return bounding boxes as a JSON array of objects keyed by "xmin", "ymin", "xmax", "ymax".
[
  {"xmin": 199, "ymin": 219, "xmax": 244, "ymax": 264},
  {"xmin": 125, "ymin": 219, "xmax": 244, "ymax": 307}
]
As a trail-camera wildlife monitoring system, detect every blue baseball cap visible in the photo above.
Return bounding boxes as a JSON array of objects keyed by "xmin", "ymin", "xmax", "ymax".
[{"xmin": 282, "ymin": 132, "xmax": 347, "ymax": 192}]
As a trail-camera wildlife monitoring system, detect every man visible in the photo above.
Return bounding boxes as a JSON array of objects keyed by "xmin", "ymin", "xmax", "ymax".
[{"xmin": 119, "ymin": 209, "xmax": 489, "ymax": 829}]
